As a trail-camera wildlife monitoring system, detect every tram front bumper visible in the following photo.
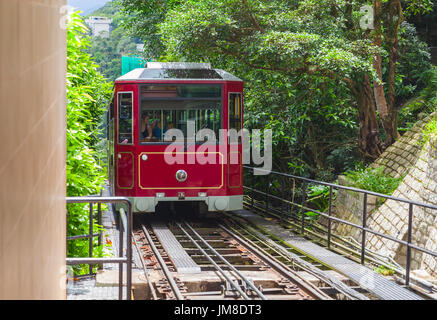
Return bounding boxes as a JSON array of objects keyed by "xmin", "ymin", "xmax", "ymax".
[{"xmin": 116, "ymin": 195, "xmax": 243, "ymax": 213}]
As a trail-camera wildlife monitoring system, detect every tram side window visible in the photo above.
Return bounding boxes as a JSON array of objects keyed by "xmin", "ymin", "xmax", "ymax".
[
  {"xmin": 140, "ymin": 100, "xmax": 221, "ymax": 143},
  {"xmin": 107, "ymin": 98, "xmax": 114, "ymax": 142},
  {"xmin": 118, "ymin": 92, "xmax": 133, "ymax": 144},
  {"xmin": 229, "ymin": 93, "xmax": 242, "ymax": 131}
]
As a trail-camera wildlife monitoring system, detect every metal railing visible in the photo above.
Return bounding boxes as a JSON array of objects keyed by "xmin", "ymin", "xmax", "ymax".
[
  {"xmin": 244, "ymin": 166, "xmax": 437, "ymax": 288},
  {"xmin": 66, "ymin": 196, "xmax": 132, "ymax": 300}
]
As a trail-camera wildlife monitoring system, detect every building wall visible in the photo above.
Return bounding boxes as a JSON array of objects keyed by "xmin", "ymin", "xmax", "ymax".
[
  {"xmin": 85, "ymin": 17, "xmax": 112, "ymax": 38},
  {"xmin": 92, "ymin": 23, "xmax": 110, "ymax": 37},
  {"xmin": 0, "ymin": 0, "xmax": 67, "ymax": 299}
]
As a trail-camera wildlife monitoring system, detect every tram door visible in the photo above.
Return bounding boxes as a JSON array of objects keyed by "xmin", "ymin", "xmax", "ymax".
[
  {"xmin": 228, "ymin": 89, "xmax": 243, "ymax": 190},
  {"xmin": 115, "ymin": 90, "xmax": 135, "ymax": 194},
  {"xmin": 107, "ymin": 97, "xmax": 115, "ymax": 195}
]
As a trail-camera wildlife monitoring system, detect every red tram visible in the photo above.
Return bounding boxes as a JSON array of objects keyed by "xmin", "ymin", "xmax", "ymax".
[{"xmin": 108, "ymin": 62, "xmax": 244, "ymax": 213}]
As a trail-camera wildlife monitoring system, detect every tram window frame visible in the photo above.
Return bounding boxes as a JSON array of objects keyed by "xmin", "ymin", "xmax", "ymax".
[
  {"xmin": 228, "ymin": 92, "xmax": 242, "ymax": 144},
  {"xmin": 108, "ymin": 94, "xmax": 115, "ymax": 140},
  {"xmin": 117, "ymin": 91, "xmax": 134, "ymax": 145},
  {"xmin": 138, "ymin": 84, "xmax": 223, "ymax": 145}
]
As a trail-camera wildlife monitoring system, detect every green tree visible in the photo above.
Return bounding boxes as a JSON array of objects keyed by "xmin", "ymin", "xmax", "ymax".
[
  {"xmin": 371, "ymin": 0, "xmax": 433, "ymax": 146},
  {"xmin": 86, "ymin": 1, "xmax": 140, "ymax": 81},
  {"xmin": 116, "ymin": 0, "xmax": 433, "ymax": 180},
  {"xmin": 118, "ymin": 0, "xmax": 432, "ymax": 157}
]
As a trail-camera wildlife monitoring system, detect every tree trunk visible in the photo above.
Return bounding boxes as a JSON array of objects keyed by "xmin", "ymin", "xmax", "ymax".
[
  {"xmin": 354, "ymin": 75, "xmax": 382, "ymax": 160},
  {"xmin": 372, "ymin": 0, "xmax": 402, "ymax": 146},
  {"xmin": 385, "ymin": 0, "xmax": 403, "ymax": 141}
]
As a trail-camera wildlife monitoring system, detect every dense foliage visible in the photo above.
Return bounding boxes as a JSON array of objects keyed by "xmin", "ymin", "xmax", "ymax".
[
  {"xmin": 420, "ymin": 67, "xmax": 437, "ymax": 145},
  {"xmin": 67, "ymin": 12, "xmax": 113, "ymax": 273},
  {"xmin": 409, "ymin": 2, "xmax": 437, "ymax": 48},
  {"xmin": 116, "ymin": 0, "xmax": 434, "ymax": 181},
  {"xmin": 399, "ymin": 66, "xmax": 437, "ymax": 133},
  {"xmin": 86, "ymin": 2, "xmax": 140, "ymax": 81}
]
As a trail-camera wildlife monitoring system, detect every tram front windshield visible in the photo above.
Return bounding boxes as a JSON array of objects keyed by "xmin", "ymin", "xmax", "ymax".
[{"xmin": 140, "ymin": 85, "xmax": 222, "ymax": 144}]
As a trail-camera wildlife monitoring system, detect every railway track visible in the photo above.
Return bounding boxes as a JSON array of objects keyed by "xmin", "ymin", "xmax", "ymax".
[
  {"xmin": 242, "ymin": 196, "xmax": 436, "ymax": 298},
  {"xmin": 131, "ymin": 210, "xmax": 375, "ymax": 300}
]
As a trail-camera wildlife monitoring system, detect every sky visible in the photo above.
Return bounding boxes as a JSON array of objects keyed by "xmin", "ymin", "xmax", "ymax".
[{"xmin": 67, "ymin": 0, "xmax": 112, "ymax": 15}]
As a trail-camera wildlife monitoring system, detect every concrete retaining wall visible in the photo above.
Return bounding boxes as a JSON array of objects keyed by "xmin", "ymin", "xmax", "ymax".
[{"xmin": 332, "ymin": 112, "xmax": 437, "ymax": 277}]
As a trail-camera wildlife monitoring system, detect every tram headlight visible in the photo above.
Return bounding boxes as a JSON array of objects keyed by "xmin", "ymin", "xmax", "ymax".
[{"xmin": 175, "ymin": 170, "xmax": 188, "ymax": 182}]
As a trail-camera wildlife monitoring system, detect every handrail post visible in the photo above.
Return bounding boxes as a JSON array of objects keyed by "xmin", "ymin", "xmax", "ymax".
[
  {"xmin": 361, "ymin": 193, "xmax": 367, "ymax": 265},
  {"xmin": 327, "ymin": 186, "xmax": 333, "ymax": 249},
  {"xmin": 126, "ymin": 201, "xmax": 132, "ymax": 301},
  {"xmin": 301, "ymin": 182, "xmax": 306, "ymax": 235},
  {"xmin": 251, "ymin": 168, "xmax": 255, "ymax": 208},
  {"xmin": 265, "ymin": 174, "xmax": 270, "ymax": 212},
  {"xmin": 97, "ymin": 196, "xmax": 103, "ymax": 270},
  {"xmin": 119, "ymin": 208, "xmax": 124, "ymax": 300},
  {"xmin": 406, "ymin": 203, "xmax": 414, "ymax": 287},
  {"xmin": 287, "ymin": 179, "xmax": 291, "ymax": 219},
  {"xmin": 89, "ymin": 202, "xmax": 93, "ymax": 274}
]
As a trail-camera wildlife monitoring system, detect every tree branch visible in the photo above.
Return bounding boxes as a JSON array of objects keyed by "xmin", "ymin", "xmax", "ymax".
[{"xmin": 241, "ymin": 0, "xmax": 264, "ymax": 33}]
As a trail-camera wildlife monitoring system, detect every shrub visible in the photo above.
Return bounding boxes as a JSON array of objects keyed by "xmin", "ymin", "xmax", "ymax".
[
  {"xmin": 306, "ymin": 184, "xmax": 336, "ymax": 214},
  {"xmin": 66, "ymin": 12, "xmax": 113, "ymax": 274},
  {"xmin": 344, "ymin": 165, "xmax": 403, "ymax": 195}
]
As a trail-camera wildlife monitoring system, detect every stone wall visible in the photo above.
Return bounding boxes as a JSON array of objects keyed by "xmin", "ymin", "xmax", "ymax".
[
  {"xmin": 331, "ymin": 176, "xmax": 379, "ymax": 242},
  {"xmin": 422, "ymin": 139, "xmax": 437, "ymax": 274},
  {"xmin": 333, "ymin": 112, "xmax": 437, "ymax": 277},
  {"xmin": 370, "ymin": 114, "xmax": 435, "ymax": 178},
  {"xmin": 366, "ymin": 137, "xmax": 437, "ymax": 275}
]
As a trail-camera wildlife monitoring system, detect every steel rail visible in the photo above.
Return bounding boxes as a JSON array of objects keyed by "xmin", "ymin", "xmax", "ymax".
[
  {"xmin": 245, "ymin": 196, "xmax": 387, "ymax": 262},
  {"xmin": 141, "ymin": 224, "xmax": 184, "ymax": 300},
  {"xmin": 219, "ymin": 224, "xmax": 332, "ymax": 300},
  {"xmin": 246, "ymin": 197, "xmax": 394, "ymax": 265},
  {"xmin": 182, "ymin": 222, "xmax": 268, "ymax": 300},
  {"xmin": 132, "ymin": 230, "xmax": 158, "ymax": 300},
  {"xmin": 223, "ymin": 220, "xmax": 369, "ymax": 300},
  {"xmin": 227, "ymin": 221, "xmax": 296, "ymax": 266},
  {"xmin": 176, "ymin": 223, "xmax": 251, "ymax": 300},
  {"xmin": 245, "ymin": 198, "xmax": 436, "ymax": 294}
]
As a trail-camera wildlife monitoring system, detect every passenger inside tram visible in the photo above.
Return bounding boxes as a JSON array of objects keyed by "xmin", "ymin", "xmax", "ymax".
[
  {"xmin": 141, "ymin": 113, "xmax": 153, "ymax": 139},
  {"xmin": 152, "ymin": 116, "xmax": 167, "ymax": 140}
]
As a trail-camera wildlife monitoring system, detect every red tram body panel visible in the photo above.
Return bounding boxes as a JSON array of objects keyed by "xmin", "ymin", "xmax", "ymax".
[{"xmin": 108, "ymin": 63, "xmax": 244, "ymax": 213}]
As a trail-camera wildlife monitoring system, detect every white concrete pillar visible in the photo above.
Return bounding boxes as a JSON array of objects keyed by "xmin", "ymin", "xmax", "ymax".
[{"xmin": 0, "ymin": 0, "xmax": 67, "ymax": 299}]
